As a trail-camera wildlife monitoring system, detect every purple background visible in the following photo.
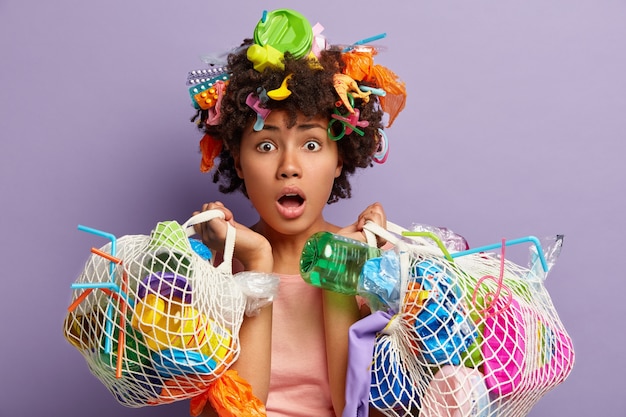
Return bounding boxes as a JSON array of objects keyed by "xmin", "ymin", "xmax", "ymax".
[{"xmin": 1, "ymin": 0, "xmax": 624, "ymax": 416}]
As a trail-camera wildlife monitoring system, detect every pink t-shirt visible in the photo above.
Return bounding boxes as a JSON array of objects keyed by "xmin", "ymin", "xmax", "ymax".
[{"xmin": 265, "ymin": 273, "xmax": 335, "ymax": 417}]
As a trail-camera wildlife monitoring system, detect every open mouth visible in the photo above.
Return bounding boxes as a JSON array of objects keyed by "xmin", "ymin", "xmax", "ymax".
[{"xmin": 278, "ymin": 193, "xmax": 304, "ymax": 208}]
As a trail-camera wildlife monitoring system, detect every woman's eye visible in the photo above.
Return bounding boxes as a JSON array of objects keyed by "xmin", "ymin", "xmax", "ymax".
[
  {"xmin": 304, "ymin": 140, "xmax": 321, "ymax": 151},
  {"xmin": 257, "ymin": 141, "xmax": 276, "ymax": 152}
]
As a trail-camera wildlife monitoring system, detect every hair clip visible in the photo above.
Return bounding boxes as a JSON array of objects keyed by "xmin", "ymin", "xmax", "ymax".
[
  {"xmin": 373, "ymin": 128, "xmax": 389, "ymax": 164},
  {"xmin": 328, "ymin": 108, "xmax": 368, "ymax": 140},
  {"xmin": 246, "ymin": 93, "xmax": 271, "ymax": 131},
  {"xmin": 327, "ymin": 94, "xmax": 369, "ymax": 141},
  {"xmin": 256, "ymin": 87, "xmax": 269, "ymax": 103},
  {"xmin": 359, "ymin": 85, "xmax": 386, "ymax": 97}
]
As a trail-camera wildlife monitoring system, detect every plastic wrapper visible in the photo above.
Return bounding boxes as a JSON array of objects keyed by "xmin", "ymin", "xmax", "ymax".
[
  {"xmin": 359, "ymin": 249, "xmax": 401, "ymax": 313},
  {"xmin": 234, "ymin": 271, "xmax": 280, "ymax": 317},
  {"xmin": 409, "ymin": 223, "xmax": 469, "ymax": 252},
  {"xmin": 529, "ymin": 234, "xmax": 564, "ymax": 280}
]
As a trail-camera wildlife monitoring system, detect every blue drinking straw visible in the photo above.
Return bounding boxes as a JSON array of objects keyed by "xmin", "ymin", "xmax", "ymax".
[
  {"xmin": 342, "ymin": 33, "xmax": 387, "ymax": 52},
  {"xmin": 451, "ymin": 236, "xmax": 549, "ymax": 272},
  {"xmin": 402, "ymin": 233, "xmax": 549, "ymax": 272},
  {"xmin": 75, "ymin": 225, "xmax": 119, "ymax": 353}
]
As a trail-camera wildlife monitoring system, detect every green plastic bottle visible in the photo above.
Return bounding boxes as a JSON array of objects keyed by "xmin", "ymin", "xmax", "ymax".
[{"xmin": 299, "ymin": 231, "xmax": 382, "ymax": 294}]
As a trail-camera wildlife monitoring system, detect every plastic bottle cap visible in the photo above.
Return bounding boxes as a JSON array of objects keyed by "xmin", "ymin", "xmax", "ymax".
[{"xmin": 253, "ymin": 9, "xmax": 313, "ymax": 59}]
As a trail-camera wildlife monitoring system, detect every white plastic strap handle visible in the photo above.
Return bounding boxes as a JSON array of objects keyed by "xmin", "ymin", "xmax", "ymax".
[
  {"xmin": 364, "ymin": 226, "xmax": 378, "ymax": 248},
  {"xmin": 182, "ymin": 209, "xmax": 236, "ymax": 271},
  {"xmin": 363, "ymin": 220, "xmax": 435, "ymax": 250},
  {"xmin": 363, "ymin": 220, "xmax": 404, "ymax": 250}
]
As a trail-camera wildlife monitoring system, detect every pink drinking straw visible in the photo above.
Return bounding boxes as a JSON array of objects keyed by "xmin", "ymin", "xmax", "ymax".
[{"xmin": 471, "ymin": 239, "xmax": 513, "ymax": 320}]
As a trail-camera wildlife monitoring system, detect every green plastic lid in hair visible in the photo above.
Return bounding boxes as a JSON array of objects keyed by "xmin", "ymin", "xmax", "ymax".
[{"xmin": 253, "ymin": 9, "xmax": 313, "ymax": 60}]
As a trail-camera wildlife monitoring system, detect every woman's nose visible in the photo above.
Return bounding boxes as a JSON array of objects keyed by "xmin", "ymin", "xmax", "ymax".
[{"xmin": 278, "ymin": 149, "xmax": 301, "ymax": 178}]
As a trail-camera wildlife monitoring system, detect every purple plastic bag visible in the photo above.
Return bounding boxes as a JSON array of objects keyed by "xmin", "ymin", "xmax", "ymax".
[{"xmin": 343, "ymin": 311, "xmax": 393, "ymax": 417}]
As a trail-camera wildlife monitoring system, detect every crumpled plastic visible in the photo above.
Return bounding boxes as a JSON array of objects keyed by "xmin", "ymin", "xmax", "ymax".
[
  {"xmin": 199, "ymin": 133, "xmax": 223, "ymax": 173},
  {"xmin": 233, "ymin": 271, "xmax": 280, "ymax": 317},
  {"xmin": 409, "ymin": 223, "xmax": 470, "ymax": 253},
  {"xmin": 359, "ymin": 249, "xmax": 401, "ymax": 313},
  {"xmin": 528, "ymin": 234, "xmax": 564, "ymax": 280},
  {"xmin": 190, "ymin": 369, "xmax": 266, "ymax": 417}
]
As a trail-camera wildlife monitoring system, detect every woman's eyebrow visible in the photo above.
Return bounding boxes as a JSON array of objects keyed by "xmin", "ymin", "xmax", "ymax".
[
  {"xmin": 296, "ymin": 122, "xmax": 326, "ymax": 131},
  {"xmin": 259, "ymin": 122, "xmax": 326, "ymax": 131},
  {"xmin": 260, "ymin": 124, "xmax": 279, "ymax": 131}
]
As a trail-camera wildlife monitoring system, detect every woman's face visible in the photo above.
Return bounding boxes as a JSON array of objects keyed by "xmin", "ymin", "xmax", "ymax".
[{"xmin": 234, "ymin": 110, "xmax": 343, "ymax": 237}]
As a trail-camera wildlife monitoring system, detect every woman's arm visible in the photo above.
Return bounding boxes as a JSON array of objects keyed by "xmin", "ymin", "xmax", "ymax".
[
  {"xmin": 194, "ymin": 202, "xmax": 274, "ymax": 416},
  {"xmin": 325, "ymin": 202, "xmax": 388, "ymax": 416},
  {"xmin": 230, "ymin": 247, "xmax": 274, "ymax": 406},
  {"xmin": 323, "ymin": 291, "xmax": 361, "ymax": 416}
]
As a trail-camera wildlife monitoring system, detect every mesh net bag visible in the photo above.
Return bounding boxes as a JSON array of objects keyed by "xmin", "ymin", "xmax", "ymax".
[
  {"xmin": 63, "ymin": 210, "xmax": 265, "ymax": 412},
  {"xmin": 346, "ymin": 221, "xmax": 574, "ymax": 417}
]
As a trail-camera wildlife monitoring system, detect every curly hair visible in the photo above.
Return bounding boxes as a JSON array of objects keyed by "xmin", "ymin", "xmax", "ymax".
[{"xmin": 193, "ymin": 39, "xmax": 385, "ymax": 204}]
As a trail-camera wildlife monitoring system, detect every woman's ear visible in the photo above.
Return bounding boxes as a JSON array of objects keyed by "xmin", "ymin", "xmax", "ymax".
[
  {"xmin": 234, "ymin": 152, "xmax": 244, "ymax": 179},
  {"xmin": 334, "ymin": 156, "xmax": 343, "ymax": 178}
]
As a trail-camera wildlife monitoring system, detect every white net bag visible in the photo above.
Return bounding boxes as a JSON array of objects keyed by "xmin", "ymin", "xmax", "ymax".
[
  {"xmin": 345, "ymin": 221, "xmax": 574, "ymax": 417},
  {"xmin": 63, "ymin": 210, "xmax": 272, "ymax": 412}
]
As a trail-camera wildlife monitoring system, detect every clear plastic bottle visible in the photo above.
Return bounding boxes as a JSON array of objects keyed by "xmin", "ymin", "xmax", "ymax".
[{"xmin": 300, "ymin": 231, "xmax": 382, "ymax": 294}]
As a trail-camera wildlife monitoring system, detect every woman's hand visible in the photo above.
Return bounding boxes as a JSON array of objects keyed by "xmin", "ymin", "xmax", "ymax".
[
  {"xmin": 193, "ymin": 203, "xmax": 274, "ymax": 415},
  {"xmin": 193, "ymin": 202, "xmax": 273, "ymax": 272},
  {"xmin": 324, "ymin": 202, "xmax": 386, "ymax": 416},
  {"xmin": 337, "ymin": 202, "xmax": 387, "ymax": 247}
]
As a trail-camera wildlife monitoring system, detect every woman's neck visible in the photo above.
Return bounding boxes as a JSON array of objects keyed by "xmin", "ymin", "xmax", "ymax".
[{"xmin": 252, "ymin": 219, "xmax": 341, "ymax": 275}]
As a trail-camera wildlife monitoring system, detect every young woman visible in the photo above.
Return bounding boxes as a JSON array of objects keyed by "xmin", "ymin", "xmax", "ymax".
[{"xmin": 188, "ymin": 9, "xmax": 405, "ymax": 416}]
